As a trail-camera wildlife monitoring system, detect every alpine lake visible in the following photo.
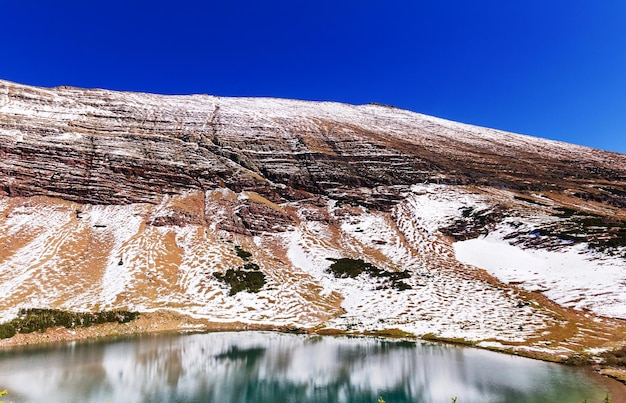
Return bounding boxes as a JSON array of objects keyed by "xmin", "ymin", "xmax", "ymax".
[{"xmin": 0, "ymin": 331, "xmax": 624, "ymax": 402}]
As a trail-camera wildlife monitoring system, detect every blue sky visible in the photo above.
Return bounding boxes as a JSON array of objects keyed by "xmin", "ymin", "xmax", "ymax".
[{"xmin": 1, "ymin": 1, "xmax": 625, "ymax": 154}]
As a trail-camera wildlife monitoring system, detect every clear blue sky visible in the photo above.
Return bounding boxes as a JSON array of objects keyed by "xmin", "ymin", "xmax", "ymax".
[{"xmin": 1, "ymin": 1, "xmax": 625, "ymax": 154}]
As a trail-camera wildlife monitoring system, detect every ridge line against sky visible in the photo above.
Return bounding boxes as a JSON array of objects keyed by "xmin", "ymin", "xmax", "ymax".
[{"xmin": 1, "ymin": 1, "xmax": 625, "ymax": 154}]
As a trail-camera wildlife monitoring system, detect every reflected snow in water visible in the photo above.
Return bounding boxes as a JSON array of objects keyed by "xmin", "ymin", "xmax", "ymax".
[{"xmin": 0, "ymin": 331, "xmax": 621, "ymax": 402}]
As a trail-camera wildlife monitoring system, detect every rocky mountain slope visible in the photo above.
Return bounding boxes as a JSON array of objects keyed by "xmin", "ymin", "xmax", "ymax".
[{"xmin": 1, "ymin": 79, "xmax": 625, "ymax": 359}]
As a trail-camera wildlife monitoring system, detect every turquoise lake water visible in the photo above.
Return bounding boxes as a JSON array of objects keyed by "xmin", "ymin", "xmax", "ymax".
[{"xmin": 0, "ymin": 331, "xmax": 623, "ymax": 402}]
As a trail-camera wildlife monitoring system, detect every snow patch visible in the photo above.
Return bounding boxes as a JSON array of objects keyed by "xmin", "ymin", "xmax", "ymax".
[{"xmin": 454, "ymin": 234, "xmax": 626, "ymax": 318}]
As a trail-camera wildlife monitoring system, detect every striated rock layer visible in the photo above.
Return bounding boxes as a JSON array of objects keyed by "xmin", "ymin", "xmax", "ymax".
[
  {"xmin": 1, "ymin": 79, "xmax": 625, "ymax": 359},
  {"xmin": 1, "ymin": 79, "xmax": 624, "ymax": 208}
]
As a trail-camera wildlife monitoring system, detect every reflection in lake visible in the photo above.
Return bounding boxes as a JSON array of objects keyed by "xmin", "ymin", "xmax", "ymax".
[{"xmin": 0, "ymin": 331, "xmax": 621, "ymax": 402}]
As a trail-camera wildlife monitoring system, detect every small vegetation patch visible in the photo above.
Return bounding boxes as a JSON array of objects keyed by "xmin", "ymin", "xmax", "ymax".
[
  {"xmin": 421, "ymin": 333, "xmax": 477, "ymax": 346},
  {"xmin": 534, "ymin": 207, "xmax": 626, "ymax": 257},
  {"xmin": 213, "ymin": 246, "xmax": 266, "ymax": 296},
  {"xmin": 0, "ymin": 308, "xmax": 139, "ymax": 339},
  {"xmin": 326, "ymin": 258, "xmax": 412, "ymax": 291},
  {"xmin": 601, "ymin": 346, "xmax": 626, "ymax": 367},
  {"xmin": 440, "ymin": 206, "xmax": 505, "ymax": 241},
  {"xmin": 326, "ymin": 257, "xmax": 374, "ymax": 278},
  {"xmin": 234, "ymin": 245, "xmax": 252, "ymax": 261},
  {"xmin": 213, "ymin": 269, "xmax": 265, "ymax": 296},
  {"xmin": 562, "ymin": 354, "xmax": 592, "ymax": 366}
]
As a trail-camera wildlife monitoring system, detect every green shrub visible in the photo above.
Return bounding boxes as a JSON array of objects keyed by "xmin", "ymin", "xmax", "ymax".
[
  {"xmin": 243, "ymin": 262, "xmax": 261, "ymax": 271},
  {"xmin": 234, "ymin": 245, "xmax": 252, "ymax": 261},
  {"xmin": 213, "ymin": 247, "xmax": 266, "ymax": 295},
  {"xmin": 214, "ymin": 268, "xmax": 266, "ymax": 296},
  {"xmin": 601, "ymin": 346, "xmax": 626, "ymax": 366},
  {"xmin": 326, "ymin": 258, "xmax": 374, "ymax": 278},
  {"xmin": 0, "ymin": 323, "xmax": 16, "ymax": 339},
  {"xmin": 539, "ymin": 207, "xmax": 626, "ymax": 254},
  {"xmin": 0, "ymin": 309, "xmax": 140, "ymax": 339},
  {"xmin": 326, "ymin": 258, "xmax": 412, "ymax": 290}
]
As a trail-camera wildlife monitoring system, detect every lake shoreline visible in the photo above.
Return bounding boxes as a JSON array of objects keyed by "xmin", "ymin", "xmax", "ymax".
[
  {"xmin": 2, "ymin": 309, "xmax": 626, "ymax": 394},
  {"xmin": 3, "ymin": 328, "xmax": 622, "ymax": 403}
]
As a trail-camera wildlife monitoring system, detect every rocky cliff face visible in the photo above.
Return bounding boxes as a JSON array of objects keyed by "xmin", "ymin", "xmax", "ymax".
[
  {"xmin": 1, "ymin": 79, "xmax": 625, "ymax": 358},
  {"xmin": 1, "ymin": 80, "xmax": 624, "ymax": 208}
]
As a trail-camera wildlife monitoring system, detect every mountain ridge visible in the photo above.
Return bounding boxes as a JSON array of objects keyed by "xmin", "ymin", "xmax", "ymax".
[
  {"xmin": 1, "ymin": 79, "xmax": 624, "ymax": 208},
  {"xmin": 0, "ymin": 79, "xmax": 625, "ymax": 363}
]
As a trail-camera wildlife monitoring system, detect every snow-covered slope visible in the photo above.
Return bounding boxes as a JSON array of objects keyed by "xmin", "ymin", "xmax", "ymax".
[{"xmin": 0, "ymin": 79, "xmax": 625, "ymax": 358}]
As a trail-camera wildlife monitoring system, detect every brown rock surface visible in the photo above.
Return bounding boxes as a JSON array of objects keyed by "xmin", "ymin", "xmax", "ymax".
[
  {"xmin": 0, "ymin": 79, "xmax": 625, "ymax": 364},
  {"xmin": 1, "ymin": 79, "xmax": 624, "ymax": 209}
]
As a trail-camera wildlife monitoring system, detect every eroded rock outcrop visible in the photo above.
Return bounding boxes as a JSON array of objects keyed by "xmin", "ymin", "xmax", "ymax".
[{"xmin": 1, "ymin": 79, "xmax": 624, "ymax": 210}]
